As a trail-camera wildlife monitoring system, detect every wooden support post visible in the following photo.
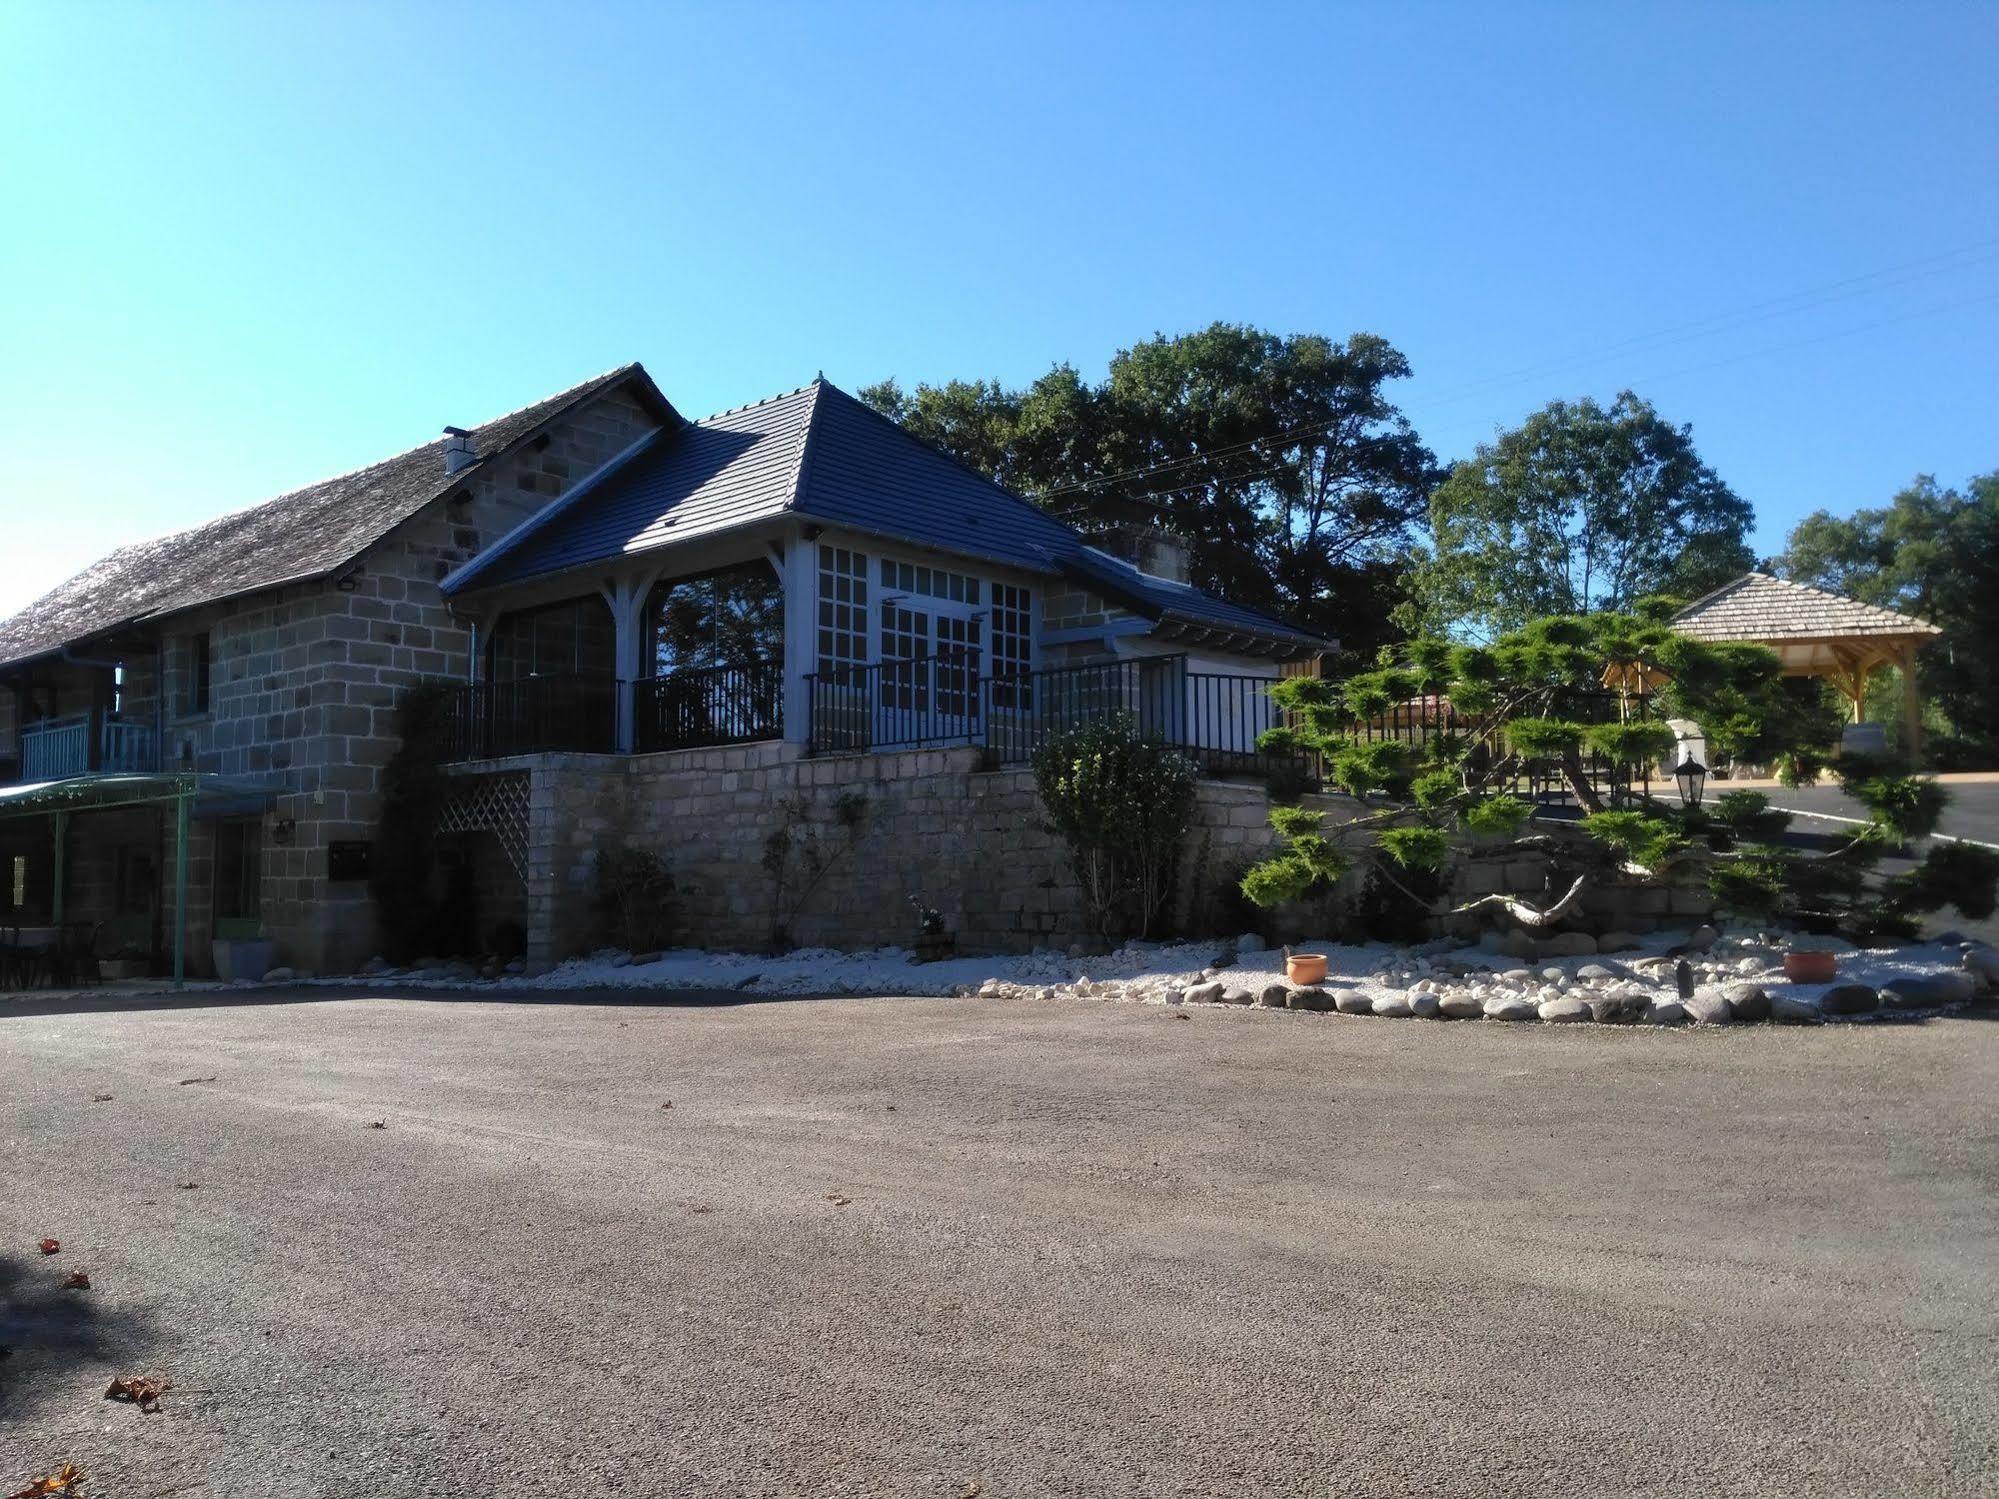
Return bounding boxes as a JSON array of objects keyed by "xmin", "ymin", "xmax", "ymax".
[{"xmin": 1899, "ymin": 639, "xmax": 1923, "ymax": 762}]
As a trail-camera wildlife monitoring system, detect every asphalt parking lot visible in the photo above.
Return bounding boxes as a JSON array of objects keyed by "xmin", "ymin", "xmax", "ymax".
[{"xmin": 4, "ymin": 986, "xmax": 1996, "ymax": 1497}]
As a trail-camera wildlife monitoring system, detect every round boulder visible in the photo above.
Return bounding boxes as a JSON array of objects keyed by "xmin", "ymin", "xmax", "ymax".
[
  {"xmin": 1769, "ymin": 991, "xmax": 1824, "ymax": 1024},
  {"xmin": 1372, "ymin": 994, "xmax": 1415, "ymax": 1018},
  {"xmin": 1643, "ymin": 998, "xmax": 1690, "ymax": 1025},
  {"xmin": 1722, "ymin": 983, "xmax": 1770, "ymax": 1022},
  {"xmin": 1257, "ymin": 983, "xmax": 1292, "ymax": 1008},
  {"xmin": 1818, "ymin": 983, "xmax": 1879, "ymax": 1016},
  {"xmin": 1332, "ymin": 989, "xmax": 1373, "ymax": 1015},
  {"xmin": 1438, "ymin": 992, "xmax": 1485, "ymax": 1019},
  {"xmin": 1538, "ymin": 995, "xmax": 1591, "ymax": 1023},
  {"xmin": 1287, "ymin": 986, "xmax": 1334, "ymax": 1012},
  {"xmin": 1541, "ymin": 932, "xmax": 1598, "ymax": 958},
  {"xmin": 1684, "ymin": 989, "xmax": 1734, "ymax": 1025},
  {"xmin": 1219, "ymin": 986, "xmax": 1256, "ymax": 1007},
  {"xmin": 1408, "ymin": 991, "xmax": 1442, "ymax": 1019},
  {"xmin": 1483, "ymin": 994, "xmax": 1537, "ymax": 1021},
  {"xmin": 1182, "ymin": 981, "xmax": 1225, "ymax": 1006}
]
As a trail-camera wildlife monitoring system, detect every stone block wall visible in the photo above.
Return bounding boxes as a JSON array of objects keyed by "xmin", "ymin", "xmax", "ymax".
[{"xmin": 482, "ymin": 744, "xmax": 1292, "ymax": 960}]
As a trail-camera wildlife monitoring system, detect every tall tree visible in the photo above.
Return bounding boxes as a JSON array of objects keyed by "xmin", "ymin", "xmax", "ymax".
[
  {"xmin": 1779, "ymin": 471, "xmax": 1999, "ymax": 763},
  {"xmin": 1410, "ymin": 392, "xmax": 1755, "ymax": 638},
  {"xmin": 861, "ymin": 324, "xmax": 1439, "ymax": 658}
]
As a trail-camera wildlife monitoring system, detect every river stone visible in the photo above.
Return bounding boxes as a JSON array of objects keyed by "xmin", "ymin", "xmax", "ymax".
[
  {"xmin": 1539, "ymin": 995, "xmax": 1591, "ymax": 1023},
  {"xmin": 1219, "ymin": 986, "xmax": 1256, "ymax": 1007},
  {"xmin": 1880, "ymin": 971, "xmax": 1977, "ymax": 1009},
  {"xmin": 1498, "ymin": 968, "xmax": 1534, "ymax": 985},
  {"xmin": 1372, "ymin": 994, "xmax": 1415, "ymax": 1018},
  {"xmin": 1541, "ymin": 932, "xmax": 1598, "ymax": 957},
  {"xmin": 1408, "ymin": 991, "xmax": 1442, "ymax": 1019},
  {"xmin": 1183, "ymin": 981, "xmax": 1225, "ymax": 1006},
  {"xmin": 1963, "ymin": 946, "xmax": 1999, "ymax": 985},
  {"xmin": 1287, "ymin": 986, "xmax": 1334, "ymax": 1012},
  {"xmin": 1685, "ymin": 989, "xmax": 1734, "ymax": 1025},
  {"xmin": 1436, "ymin": 992, "xmax": 1482, "ymax": 1019},
  {"xmin": 1643, "ymin": 998, "xmax": 1690, "ymax": 1025},
  {"xmin": 1575, "ymin": 963, "xmax": 1627, "ymax": 983},
  {"xmin": 1332, "ymin": 989, "xmax": 1373, "ymax": 1015},
  {"xmin": 1769, "ymin": 990, "xmax": 1823, "ymax": 1024},
  {"xmin": 1257, "ymin": 983, "xmax": 1291, "ymax": 1008},
  {"xmin": 1595, "ymin": 930, "xmax": 1641, "ymax": 953},
  {"xmin": 1586, "ymin": 989, "xmax": 1650, "ymax": 1025},
  {"xmin": 1818, "ymin": 983, "xmax": 1878, "ymax": 1016},
  {"xmin": 1484, "ymin": 994, "xmax": 1537, "ymax": 1021},
  {"xmin": 1723, "ymin": 982, "xmax": 1771, "ymax": 1022},
  {"xmin": 1687, "ymin": 924, "xmax": 1721, "ymax": 950}
]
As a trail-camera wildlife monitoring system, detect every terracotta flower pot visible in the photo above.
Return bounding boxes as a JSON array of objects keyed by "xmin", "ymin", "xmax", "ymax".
[
  {"xmin": 1286, "ymin": 953, "xmax": 1328, "ymax": 986},
  {"xmin": 1783, "ymin": 950, "xmax": 1838, "ymax": 984}
]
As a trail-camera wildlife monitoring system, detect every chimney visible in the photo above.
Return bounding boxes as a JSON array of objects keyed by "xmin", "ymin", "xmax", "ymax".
[
  {"xmin": 1086, "ymin": 522, "xmax": 1191, "ymax": 584},
  {"xmin": 441, "ymin": 426, "xmax": 477, "ymax": 474}
]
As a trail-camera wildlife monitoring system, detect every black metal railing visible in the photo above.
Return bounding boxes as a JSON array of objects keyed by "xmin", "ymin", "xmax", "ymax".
[
  {"xmin": 803, "ymin": 652, "xmax": 1313, "ymax": 783},
  {"xmin": 441, "ymin": 673, "xmax": 620, "ymax": 761},
  {"xmin": 806, "ymin": 650, "xmax": 987, "ymax": 756},
  {"xmin": 634, "ymin": 660, "xmax": 783, "ymax": 753}
]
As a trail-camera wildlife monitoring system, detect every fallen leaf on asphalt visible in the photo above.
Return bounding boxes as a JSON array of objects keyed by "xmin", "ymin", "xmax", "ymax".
[
  {"xmin": 825, "ymin": 1194, "xmax": 851, "ymax": 1207},
  {"xmin": 689, "ymin": 1204, "xmax": 713, "ymax": 1214},
  {"xmin": 105, "ymin": 1374, "xmax": 173, "ymax": 1412},
  {"xmin": 61, "ymin": 1271, "xmax": 90, "ymax": 1290},
  {"xmin": 659, "ymin": 1101, "xmax": 672, "ymax": 1110},
  {"xmin": 37, "ymin": 1239, "xmax": 59, "ymax": 1255},
  {"xmin": 174, "ymin": 1181, "xmax": 200, "ymax": 1190},
  {"xmin": 885, "ymin": 1104, "xmax": 896, "ymax": 1112},
  {"xmin": 5, "ymin": 1463, "xmax": 82, "ymax": 1498},
  {"xmin": 1173, "ymin": 1012, "xmax": 1190, "ymax": 1020},
  {"xmin": 91, "ymin": 1093, "xmax": 113, "ymax": 1103},
  {"xmin": 957, "ymin": 1483, "xmax": 983, "ymax": 1498},
  {"xmin": 366, "ymin": 1121, "xmax": 386, "ymax": 1129},
  {"xmin": 178, "ymin": 1076, "xmax": 217, "ymax": 1086}
]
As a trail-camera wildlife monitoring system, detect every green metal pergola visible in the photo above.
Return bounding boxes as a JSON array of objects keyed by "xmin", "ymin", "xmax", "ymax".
[{"xmin": 0, "ymin": 772, "xmax": 274, "ymax": 985}]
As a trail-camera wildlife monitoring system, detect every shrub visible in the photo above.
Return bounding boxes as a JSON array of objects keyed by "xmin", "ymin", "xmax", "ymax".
[
  {"xmin": 1583, "ymin": 720, "xmax": 1677, "ymax": 768},
  {"xmin": 1508, "ymin": 717, "xmax": 1585, "ymax": 758},
  {"xmin": 1032, "ymin": 717, "xmax": 1198, "ymax": 944},
  {"xmin": 369, "ymin": 682, "xmax": 455, "ymax": 962},
  {"xmin": 1462, "ymin": 795, "xmax": 1534, "ymax": 838},
  {"xmin": 594, "ymin": 845, "xmax": 677, "ymax": 952},
  {"xmin": 1376, "ymin": 825, "xmax": 1450, "ymax": 873},
  {"xmin": 1580, "ymin": 811, "xmax": 1684, "ymax": 869}
]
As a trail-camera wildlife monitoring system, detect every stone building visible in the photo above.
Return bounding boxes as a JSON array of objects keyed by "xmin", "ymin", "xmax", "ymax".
[{"xmin": 0, "ymin": 364, "xmax": 1327, "ymax": 975}]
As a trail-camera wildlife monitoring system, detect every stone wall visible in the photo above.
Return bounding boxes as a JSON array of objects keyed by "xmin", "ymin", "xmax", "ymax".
[{"xmin": 471, "ymin": 745, "xmax": 1291, "ymax": 961}]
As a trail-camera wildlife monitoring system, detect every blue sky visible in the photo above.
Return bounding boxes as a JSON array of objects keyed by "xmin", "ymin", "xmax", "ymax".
[{"xmin": 2, "ymin": 2, "xmax": 1994, "ymax": 617}]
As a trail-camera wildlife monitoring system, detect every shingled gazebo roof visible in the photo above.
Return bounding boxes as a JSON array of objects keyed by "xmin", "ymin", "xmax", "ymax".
[{"xmin": 1672, "ymin": 571, "xmax": 1941, "ymax": 644}]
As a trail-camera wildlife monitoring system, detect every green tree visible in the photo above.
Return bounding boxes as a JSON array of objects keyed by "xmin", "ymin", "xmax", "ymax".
[
  {"xmin": 861, "ymin": 323, "xmax": 1441, "ymax": 659},
  {"xmin": 1411, "ymin": 392, "xmax": 1755, "ymax": 638},
  {"xmin": 1778, "ymin": 471, "xmax": 1998, "ymax": 764}
]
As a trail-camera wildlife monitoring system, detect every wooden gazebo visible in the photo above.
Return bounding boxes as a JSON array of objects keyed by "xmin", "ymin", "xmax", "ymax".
[{"xmin": 1671, "ymin": 572, "xmax": 1943, "ymax": 754}]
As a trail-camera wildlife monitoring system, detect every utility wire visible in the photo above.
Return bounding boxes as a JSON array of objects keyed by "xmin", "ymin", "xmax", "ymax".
[{"xmin": 1033, "ymin": 240, "xmax": 1999, "ymax": 504}]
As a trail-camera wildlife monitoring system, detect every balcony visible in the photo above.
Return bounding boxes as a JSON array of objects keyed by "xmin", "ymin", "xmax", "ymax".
[{"xmin": 15, "ymin": 714, "xmax": 160, "ymax": 783}]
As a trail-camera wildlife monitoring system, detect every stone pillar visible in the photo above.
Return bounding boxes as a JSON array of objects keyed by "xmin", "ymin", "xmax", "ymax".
[{"xmin": 779, "ymin": 531, "xmax": 818, "ymax": 748}]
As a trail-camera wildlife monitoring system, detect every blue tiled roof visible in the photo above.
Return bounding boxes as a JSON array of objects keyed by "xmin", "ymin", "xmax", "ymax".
[{"xmin": 449, "ymin": 377, "xmax": 1329, "ymax": 654}]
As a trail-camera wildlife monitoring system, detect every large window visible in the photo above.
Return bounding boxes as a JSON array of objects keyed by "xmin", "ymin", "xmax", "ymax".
[
  {"xmin": 991, "ymin": 583, "xmax": 1033, "ymax": 707},
  {"xmin": 649, "ymin": 561, "xmax": 782, "ymax": 677},
  {"xmin": 182, "ymin": 633, "xmax": 211, "ymax": 716},
  {"xmin": 879, "ymin": 558, "xmax": 980, "ymax": 605},
  {"xmin": 489, "ymin": 597, "xmax": 616, "ymax": 680},
  {"xmin": 816, "ymin": 546, "xmax": 868, "ymax": 675}
]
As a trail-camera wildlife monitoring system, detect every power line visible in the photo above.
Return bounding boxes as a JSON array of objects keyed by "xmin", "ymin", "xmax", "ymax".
[{"xmin": 1032, "ymin": 240, "xmax": 1999, "ymax": 504}]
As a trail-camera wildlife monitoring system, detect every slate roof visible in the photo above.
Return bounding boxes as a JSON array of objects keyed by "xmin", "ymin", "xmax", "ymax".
[
  {"xmin": 451, "ymin": 378, "xmax": 1329, "ymax": 655},
  {"xmin": 0, "ymin": 364, "xmax": 670, "ymax": 671},
  {"xmin": 1672, "ymin": 572, "xmax": 1941, "ymax": 643}
]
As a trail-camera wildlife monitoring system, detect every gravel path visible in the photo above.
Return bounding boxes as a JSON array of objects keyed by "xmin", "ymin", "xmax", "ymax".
[{"xmin": 3, "ymin": 986, "xmax": 1996, "ymax": 1496}]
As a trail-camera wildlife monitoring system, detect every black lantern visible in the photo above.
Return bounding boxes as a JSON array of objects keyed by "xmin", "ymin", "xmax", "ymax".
[{"xmin": 1674, "ymin": 756, "xmax": 1707, "ymax": 809}]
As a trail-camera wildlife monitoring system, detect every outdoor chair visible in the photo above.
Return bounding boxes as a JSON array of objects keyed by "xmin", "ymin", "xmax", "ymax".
[
  {"xmin": 0, "ymin": 925, "xmax": 43, "ymax": 991},
  {"xmin": 48, "ymin": 923, "xmax": 101, "ymax": 988}
]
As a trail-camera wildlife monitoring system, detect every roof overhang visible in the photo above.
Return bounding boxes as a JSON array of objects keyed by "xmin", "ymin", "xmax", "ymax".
[{"xmin": 0, "ymin": 772, "xmax": 281, "ymax": 819}]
